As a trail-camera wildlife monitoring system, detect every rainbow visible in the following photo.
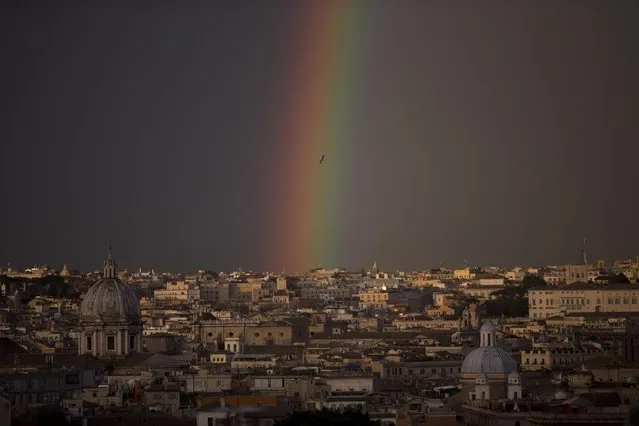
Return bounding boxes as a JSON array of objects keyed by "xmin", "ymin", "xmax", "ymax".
[{"xmin": 266, "ymin": 0, "xmax": 367, "ymax": 273}]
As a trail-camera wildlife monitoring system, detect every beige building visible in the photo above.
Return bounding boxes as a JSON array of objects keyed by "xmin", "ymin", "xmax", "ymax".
[
  {"xmin": 454, "ymin": 268, "xmax": 474, "ymax": 280},
  {"xmin": 565, "ymin": 264, "xmax": 589, "ymax": 284},
  {"xmin": 183, "ymin": 372, "xmax": 232, "ymax": 393},
  {"xmin": 196, "ymin": 319, "xmax": 308, "ymax": 346},
  {"xmin": 154, "ymin": 281, "xmax": 200, "ymax": 302},
  {"xmin": 543, "ymin": 264, "xmax": 591, "ymax": 286},
  {"xmin": 459, "ymin": 285, "xmax": 504, "ymax": 300},
  {"xmin": 83, "ymin": 385, "xmax": 122, "ymax": 407},
  {"xmin": 231, "ymin": 354, "xmax": 278, "ymax": 369},
  {"xmin": 528, "ymin": 282, "xmax": 639, "ymax": 319},
  {"xmin": 520, "ymin": 345, "xmax": 603, "ymax": 371},
  {"xmin": 392, "ymin": 317, "xmax": 459, "ymax": 330},
  {"xmin": 144, "ymin": 383, "xmax": 180, "ymax": 413},
  {"xmin": 359, "ymin": 290, "xmax": 389, "ymax": 309},
  {"xmin": 199, "ymin": 281, "xmax": 230, "ymax": 304},
  {"xmin": 229, "ymin": 280, "xmax": 262, "ymax": 303},
  {"xmin": 432, "ymin": 292, "xmax": 457, "ymax": 307},
  {"xmin": 426, "ymin": 306, "xmax": 455, "ymax": 317}
]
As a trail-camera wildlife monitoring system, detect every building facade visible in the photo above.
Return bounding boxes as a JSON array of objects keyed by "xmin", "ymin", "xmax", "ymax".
[{"xmin": 528, "ymin": 282, "xmax": 639, "ymax": 319}]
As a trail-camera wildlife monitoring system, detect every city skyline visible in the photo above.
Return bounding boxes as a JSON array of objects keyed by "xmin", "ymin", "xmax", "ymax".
[
  {"xmin": 2, "ymin": 1, "xmax": 638, "ymax": 273},
  {"xmin": 1, "ymin": 243, "xmax": 635, "ymax": 275}
]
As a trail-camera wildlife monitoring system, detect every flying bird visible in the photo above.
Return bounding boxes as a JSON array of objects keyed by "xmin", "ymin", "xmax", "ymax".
[{"xmin": 319, "ymin": 154, "xmax": 326, "ymax": 164}]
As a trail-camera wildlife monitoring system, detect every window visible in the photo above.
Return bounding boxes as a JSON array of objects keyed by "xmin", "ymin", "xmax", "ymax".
[
  {"xmin": 107, "ymin": 336, "xmax": 115, "ymax": 351},
  {"xmin": 86, "ymin": 336, "xmax": 92, "ymax": 351},
  {"xmin": 65, "ymin": 374, "xmax": 80, "ymax": 385},
  {"xmin": 208, "ymin": 418, "xmax": 213, "ymax": 426},
  {"xmin": 130, "ymin": 335, "xmax": 135, "ymax": 351}
]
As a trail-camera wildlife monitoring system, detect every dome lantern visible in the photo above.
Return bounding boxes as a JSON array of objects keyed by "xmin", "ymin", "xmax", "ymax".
[
  {"xmin": 103, "ymin": 243, "xmax": 116, "ymax": 278},
  {"xmin": 480, "ymin": 320, "xmax": 497, "ymax": 347}
]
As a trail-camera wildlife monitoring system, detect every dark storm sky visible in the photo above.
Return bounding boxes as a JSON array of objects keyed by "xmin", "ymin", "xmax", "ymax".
[{"xmin": 1, "ymin": 1, "xmax": 638, "ymax": 273}]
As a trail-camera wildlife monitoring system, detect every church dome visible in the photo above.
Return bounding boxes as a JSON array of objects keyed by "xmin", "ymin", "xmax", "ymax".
[
  {"xmin": 461, "ymin": 320, "xmax": 517, "ymax": 375},
  {"xmin": 461, "ymin": 346, "xmax": 517, "ymax": 374},
  {"xmin": 80, "ymin": 248, "xmax": 140, "ymax": 322}
]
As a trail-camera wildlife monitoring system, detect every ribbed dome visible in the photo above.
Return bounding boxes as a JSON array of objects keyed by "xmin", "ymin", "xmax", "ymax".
[
  {"xmin": 461, "ymin": 346, "xmax": 517, "ymax": 374},
  {"xmin": 79, "ymin": 247, "xmax": 140, "ymax": 322},
  {"xmin": 461, "ymin": 320, "xmax": 518, "ymax": 375},
  {"xmin": 80, "ymin": 277, "xmax": 140, "ymax": 321}
]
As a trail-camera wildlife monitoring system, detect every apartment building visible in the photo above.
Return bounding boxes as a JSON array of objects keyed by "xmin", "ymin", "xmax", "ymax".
[
  {"xmin": 154, "ymin": 281, "xmax": 200, "ymax": 302},
  {"xmin": 520, "ymin": 345, "xmax": 604, "ymax": 371},
  {"xmin": 359, "ymin": 290, "xmax": 389, "ymax": 309},
  {"xmin": 528, "ymin": 282, "xmax": 639, "ymax": 319},
  {"xmin": 199, "ymin": 281, "xmax": 230, "ymax": 304}
]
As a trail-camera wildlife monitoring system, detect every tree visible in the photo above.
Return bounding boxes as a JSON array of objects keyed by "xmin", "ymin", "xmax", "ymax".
[
  {"xmin": 522, "ymin": 275, "xmax": 548, "ymax": 290},
  {"xmin": 274, "ymin": 408, "xmax": 381, "ymax": 426},
  {"xmin": 484, "ymin": 297, "xmax": 528, "ymax": 318}
]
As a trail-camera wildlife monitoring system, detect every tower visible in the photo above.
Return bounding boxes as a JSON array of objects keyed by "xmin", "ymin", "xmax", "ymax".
[{"xmin": 508, "ymin": 372, "xmax": 523, "ymax": 400}]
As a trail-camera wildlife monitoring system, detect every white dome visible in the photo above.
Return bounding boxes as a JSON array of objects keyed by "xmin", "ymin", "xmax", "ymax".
[
  {"xmin": 461, "ymin": 346, "xmax": 517, "ymax": 374},
  {"xmin": 80, "ymin": 277, "xmax": 140, "ymax": 321}
]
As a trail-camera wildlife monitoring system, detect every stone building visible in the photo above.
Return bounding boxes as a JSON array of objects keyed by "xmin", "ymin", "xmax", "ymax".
[
  {"xmin": 459, "ymin": 321, "xmax": 522, "ymax": 401},
  {"xmin": 195, "ymin": 319, "xmax": 309, "ymax": 347},
  {"xmin": 78, "ymin": 248, "xmax": 143, "ymax": 357}
]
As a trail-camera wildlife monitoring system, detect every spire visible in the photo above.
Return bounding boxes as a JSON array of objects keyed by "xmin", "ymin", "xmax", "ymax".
[{"xmin": 103, "ymin": 244, "xmax": 117, "ymax": 278}]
